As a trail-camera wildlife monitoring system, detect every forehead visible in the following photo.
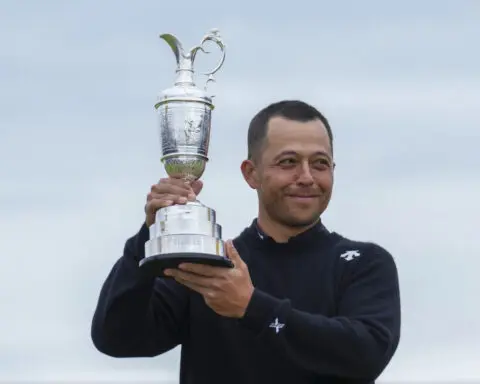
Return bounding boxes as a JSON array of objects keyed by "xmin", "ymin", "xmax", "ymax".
[{"xmin": 263, "ymin": 116, "xmax": 331, "ymax": 157}]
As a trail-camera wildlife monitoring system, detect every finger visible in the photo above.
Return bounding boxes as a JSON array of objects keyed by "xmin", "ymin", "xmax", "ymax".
[
  {"xmin": 159, "ymin": 177, "xmax": 193, "ymax": 189},
  {"xmin": 225, "ymin": 240, "xmax": 243, "ymax": 267},
  {"xmin": 165, "ymin": 269, "xmax": 214, "ymax": 288},
  {"xmin": 190, "ymin": 180, "xmax": 204, "ymax": 196},
  {"xmin": 146, "ymin": 198, "xmax": 174, "ymax": 213},
  {"xmin": 150, "ymin": 184, "xmax": 192, "ymax": 197},
  {"xmin": 151, "ymin": 181, "xmax": 192, "ymax": 197},
  {"xmin": 178, "ymin": 263, "xmax": 225, "ymax": 277},
  {"xmin": 148, "ymin": 192, "xmax": 188, "ymax": 205},
  {"xmin": 174, "ymin": 278, "xmax": 211, "ymax": 297},
  {"xmin": 147, "ymin": 192, "xmax": 182, "ymax": 203}
]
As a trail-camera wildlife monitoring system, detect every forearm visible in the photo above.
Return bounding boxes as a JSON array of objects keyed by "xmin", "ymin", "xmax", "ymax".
[
  {"xmin": 91, "ymin": 223, "xmax": 184, "ymax": 358},
  {"xmin": 239, "ymin": 289, "xmax": 399, "ymax": 380},
  {"xmin": 91, "ymin": 253, "xmax": 160, "ymax": 357}
]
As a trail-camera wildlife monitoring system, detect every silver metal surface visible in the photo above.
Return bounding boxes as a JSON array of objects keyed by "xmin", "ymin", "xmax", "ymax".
[
  {"xmin": 149, "ymin": 201, "xmax": 221, "ymax": 238},
  {"xmin": 144, "ymin": 28, "xmax": 227, "ymax": 260},
  {"xmin": 146, "ymin": 234, "xmax": 225, "ymax": 257},
  {"xmin": 145, "ymin": 202, "xmax": 225, "ymax": 257},
  {"xmin": 155, "ymin": 28, "xmax": 226, "ymax": 182}
]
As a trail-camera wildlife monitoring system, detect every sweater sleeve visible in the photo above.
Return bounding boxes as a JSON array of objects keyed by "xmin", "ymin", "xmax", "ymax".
[
  {"xmin": 90, "ymin": 223, "xmax": 190, "ymax": 358},
  {"xmin": 237, "ymin": 243, "xmax": 401, "ymax": 381}
]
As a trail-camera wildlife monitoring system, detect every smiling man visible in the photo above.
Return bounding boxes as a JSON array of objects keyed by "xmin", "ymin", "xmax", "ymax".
[
  {"xmin": 242, "ymin": 107, "xmax": 334, "ymax": 239},
  {"xmin": 91, "ymin": 100, "xmax": 401, "ymax": 384}
]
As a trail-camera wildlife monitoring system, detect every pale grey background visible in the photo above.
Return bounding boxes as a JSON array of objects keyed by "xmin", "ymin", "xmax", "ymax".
[{"xmin": 1, "ymin": 0, "xmax": 479, "ymax": 382}]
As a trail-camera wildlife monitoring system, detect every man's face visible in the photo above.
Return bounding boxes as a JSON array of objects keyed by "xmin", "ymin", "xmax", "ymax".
[{"xmin": 244, "ymin": 116, "xmax": 334, "ymax": 228}]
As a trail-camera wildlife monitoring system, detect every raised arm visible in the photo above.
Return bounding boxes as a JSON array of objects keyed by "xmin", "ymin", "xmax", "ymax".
[
  {"xmin": 90, "ymin": 223, "xmax": 190, "ymax": 357},
  {"xmin": 90, "ymin": 177, "xmax": 203, "ymax": 358}
]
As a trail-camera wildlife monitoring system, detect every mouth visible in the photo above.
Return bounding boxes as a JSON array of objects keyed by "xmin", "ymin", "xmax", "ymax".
[{"xmin": 286, "ymin": 194, "xmax": 320, "ymax": 200}]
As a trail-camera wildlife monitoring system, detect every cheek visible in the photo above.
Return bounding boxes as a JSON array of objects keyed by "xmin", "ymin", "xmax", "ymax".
[
  {"xmin": 314, "ymin": 171, "xmax": 334, "ymax": 190},
  {"xmin": 261, "ymin": 172, "xmax": 293, "ymax": 192}
]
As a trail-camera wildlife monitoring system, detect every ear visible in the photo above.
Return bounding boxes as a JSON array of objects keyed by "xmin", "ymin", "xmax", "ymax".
[{"xmin": 240, "ymin": 159, "xmax": 260, "ymax": 190}]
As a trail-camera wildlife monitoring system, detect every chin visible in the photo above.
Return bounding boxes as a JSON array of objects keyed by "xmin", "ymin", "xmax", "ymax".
[
  {"xmin": 265, "ymin": 200, "xmax": 324, "ymax": 228},
  {"xmin": 282, "ymin": 213, "xmax": 320, "ymax": 228}
]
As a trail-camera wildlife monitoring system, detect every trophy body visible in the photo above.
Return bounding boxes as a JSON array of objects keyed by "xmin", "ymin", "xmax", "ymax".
[{"xmin": 140, "ymin": 29, "xmax": 233, "ymax": 277}]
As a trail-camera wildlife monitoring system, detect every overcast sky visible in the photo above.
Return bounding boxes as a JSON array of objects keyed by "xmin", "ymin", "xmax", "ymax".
[{"xmin": 1, "ymin": 0, "xmax": 479, "ymax": 382}]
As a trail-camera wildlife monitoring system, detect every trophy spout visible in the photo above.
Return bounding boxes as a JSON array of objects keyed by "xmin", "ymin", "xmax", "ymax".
[
  {"xmin": 160, "ymin": 33, "xmax": 195, "ymax": 86},
  {"xmin": 159, "ymin": 29, "xmax": 226, "ymax": 90},
  {"xmin": 159, "ymin": 33, "xmax": 183, "ymax": 68}
]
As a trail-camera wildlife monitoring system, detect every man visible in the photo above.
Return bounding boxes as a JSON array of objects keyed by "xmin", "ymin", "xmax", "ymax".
[{"xmin": 91, "ymin": 100, "xmax": 401, "ymax": 384}]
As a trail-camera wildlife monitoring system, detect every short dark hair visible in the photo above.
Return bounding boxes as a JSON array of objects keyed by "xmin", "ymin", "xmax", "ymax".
[{"xmin": 247, "ymin": 100, "xmax": 333, "ymax": 160}]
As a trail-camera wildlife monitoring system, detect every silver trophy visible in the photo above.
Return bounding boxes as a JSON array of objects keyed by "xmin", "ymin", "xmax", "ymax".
[{"xmin": 140, "ymin": 28, "xmax": 233, "ymax": 276}]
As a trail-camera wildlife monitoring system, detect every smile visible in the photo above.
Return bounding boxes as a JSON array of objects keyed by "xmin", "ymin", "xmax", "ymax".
[{"xmin": 286, "ymin": 195, "xmax": 320, "ymax": 199}]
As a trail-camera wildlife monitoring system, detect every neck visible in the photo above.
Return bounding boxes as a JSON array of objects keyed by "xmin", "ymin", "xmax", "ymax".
[{"xmin": 257, "ymin": 211, "xmax": 319, "ymax": 243}]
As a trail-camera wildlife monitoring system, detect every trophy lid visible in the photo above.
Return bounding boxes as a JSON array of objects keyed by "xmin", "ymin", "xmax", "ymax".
[{"xmin": 155, "ymin": 29, "xmax": 226, "ymax": 109}]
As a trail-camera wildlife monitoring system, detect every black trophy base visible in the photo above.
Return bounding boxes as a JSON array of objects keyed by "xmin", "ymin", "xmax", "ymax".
[{"xmin": 139, "ymin": 252, "xmax": 234, "ymax": 278}]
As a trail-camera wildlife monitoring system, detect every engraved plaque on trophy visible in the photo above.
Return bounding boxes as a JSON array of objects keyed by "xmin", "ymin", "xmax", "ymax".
[{"xmin": 139, "ymin": 28, "xmax": 234, "ymax": 277}]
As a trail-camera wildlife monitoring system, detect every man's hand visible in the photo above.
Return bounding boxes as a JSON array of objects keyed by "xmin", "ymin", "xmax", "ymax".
[
  {"xmin": 164, "ymin": 240, "xmax": 254, "ymax": 318},
  {"xmin": 145, "ymin": 178, "xmax": 203, "ymax": 226}
]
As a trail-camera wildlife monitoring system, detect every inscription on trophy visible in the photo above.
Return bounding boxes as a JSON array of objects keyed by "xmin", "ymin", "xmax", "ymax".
[
  {"xmin": 159, "ymin": 104, "xmax": 211, "ymax": 157},
  {"xmin": 184, "ymin": 116, "xmax": 202, "ymax": 145},
  {"xmin": 170, "ymin": 236, "xmax": 203, "ymax": 249}
]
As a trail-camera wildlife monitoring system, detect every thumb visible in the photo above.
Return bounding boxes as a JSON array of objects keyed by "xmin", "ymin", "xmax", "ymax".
[
  {"xmin": 226, "ymin": 240, "xmax": 243, "ymax": 267},
  {"xmin": 190, "ymin": 180, "xmax": 203, "ymax": 195}
]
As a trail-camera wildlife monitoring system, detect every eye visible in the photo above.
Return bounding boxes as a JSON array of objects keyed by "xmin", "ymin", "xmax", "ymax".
[
  {"xmin": 278, "ymin": 158, "xmax": 297, "ymax": 167},
  {"xmin": 312, "ymin": 158, "xmax": 331, "ymax": 170}
]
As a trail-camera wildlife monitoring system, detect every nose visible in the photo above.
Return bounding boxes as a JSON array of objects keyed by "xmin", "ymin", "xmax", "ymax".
[{"xmin": 296, "ymin": 162, "xmax": 314, "ymax": 185}]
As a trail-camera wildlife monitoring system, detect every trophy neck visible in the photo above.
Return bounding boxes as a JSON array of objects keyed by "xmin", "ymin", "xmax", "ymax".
[{"xmin": 174, "ymin": 57, "xmax": 195, "ymax": 86}]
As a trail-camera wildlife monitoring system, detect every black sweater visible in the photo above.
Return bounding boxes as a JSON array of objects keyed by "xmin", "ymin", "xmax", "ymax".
[{"xmin": 91, "ymin": 219, "xmax": 401, "ymax": 384}]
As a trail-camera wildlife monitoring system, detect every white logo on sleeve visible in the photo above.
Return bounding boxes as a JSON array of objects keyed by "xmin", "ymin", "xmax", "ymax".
[
  {"xmin": 340, "ymin": 250, "xmax": 361, "ymax": 261},
  {"xmin": 269, "ymin": 318, "xmax": 285, "ymax": 334}
]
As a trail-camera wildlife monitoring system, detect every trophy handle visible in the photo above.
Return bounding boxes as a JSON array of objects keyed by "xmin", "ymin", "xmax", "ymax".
[
  {"xmin": 191, "ymin": 29, "xmax": 226, "ymax": 92},
  {"xmin": 197, "ymin": 28, "xmax": 226, "ymax": 77}
]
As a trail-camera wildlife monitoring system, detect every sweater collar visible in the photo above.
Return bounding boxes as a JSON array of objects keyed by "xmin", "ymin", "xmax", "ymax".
[{"xmin": 245, "ymin": 217, "xmax": 331, "ymax": 251}]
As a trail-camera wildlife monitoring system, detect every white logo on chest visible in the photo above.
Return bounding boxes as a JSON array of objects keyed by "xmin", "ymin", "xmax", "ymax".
[
  {"xmin": 269, "ymin": 318, "xmax": 285, "ymax": 334},
  {"xmin": 340, "ymin": 250, "xmax": 361, "ymax": 261}
]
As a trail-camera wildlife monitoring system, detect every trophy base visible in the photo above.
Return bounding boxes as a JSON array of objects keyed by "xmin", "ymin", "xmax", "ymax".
[
  {"xmin": 139, "ymin": 252, "xmax": 234, "ymax": 278},
  {"xmin": 142, "ymin": 200, "xmax": 233, "ymax": 278}
]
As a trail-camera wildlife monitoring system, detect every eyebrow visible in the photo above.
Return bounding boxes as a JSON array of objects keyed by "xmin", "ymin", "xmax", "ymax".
[{"xmin": 273, "ymin": 150, "xmax": 332, "ymax": 162}]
